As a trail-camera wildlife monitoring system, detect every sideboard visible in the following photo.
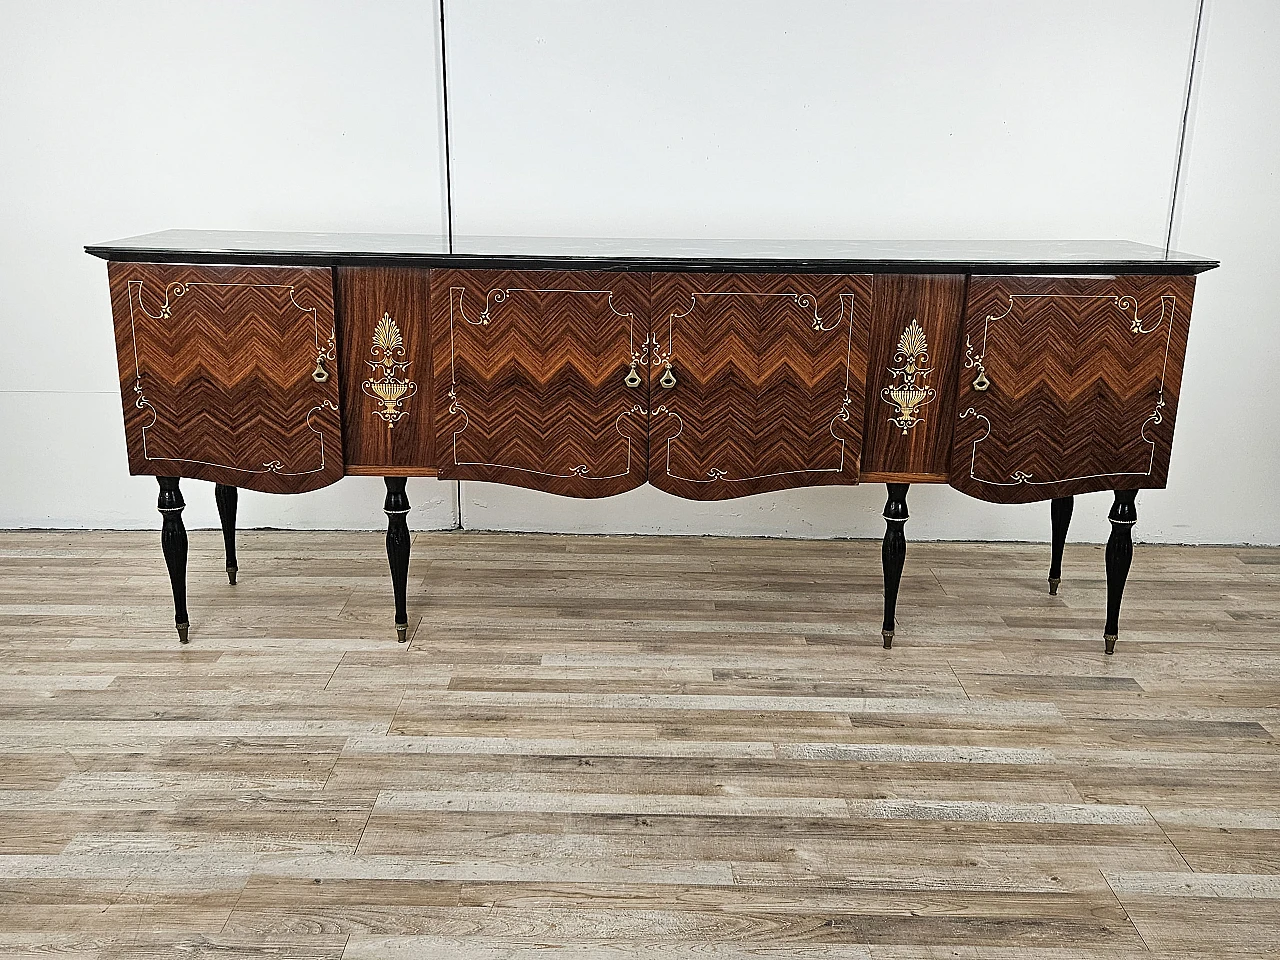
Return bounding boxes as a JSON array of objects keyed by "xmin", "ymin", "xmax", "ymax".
[{"xmin": 86, "ymin": 231, "xmax": 1217, "ymax": 653}]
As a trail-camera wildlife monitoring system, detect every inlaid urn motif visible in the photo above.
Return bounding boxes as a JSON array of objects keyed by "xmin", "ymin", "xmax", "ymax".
[
  {"xmin": 882, "ymin": 318, "xmax": 936, "ymax": 435},
  {"xmin": 362, "ymin": 312, "xmax": 417, "ymax": 428}
]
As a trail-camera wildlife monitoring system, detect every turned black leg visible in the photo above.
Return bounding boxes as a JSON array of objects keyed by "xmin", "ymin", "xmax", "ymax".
[
  {"xmin": 214, "ymin": 484, "xmax": 238, "ymax": 585},
  {"xmin": 881, "ymin": 483, "xmax": 910, "ymax": 649},
  {"xmin": 157, "ymin": 477, "xmax": 189, "ymax": 644},
  {"xmin": 384, "ymin": 477, "xmax": 411, "ymax": 643},
  {"xmin": 1103, "ymin": 489, "xmax": 1138, "ymax": 655},
  {"xmin": 1048, "ymin": 495, "xmax": 1074, "ymax": 595}
]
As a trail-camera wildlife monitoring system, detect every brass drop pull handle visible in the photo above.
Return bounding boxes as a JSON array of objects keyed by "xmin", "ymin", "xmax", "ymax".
[
  {"xmin": 972, "ymin": 369, "xmax": 989, "ymax": 392},
  {"xmin": 624, "ymin": 363, "xmax": 642, "ymax": 388},
  {"xmin": 312, "ymin": 358, "xmax": 329, "ymax": 383},
  {"xmin": 659, "ymin": 363, "xmax": 677, "ymax": 389}
]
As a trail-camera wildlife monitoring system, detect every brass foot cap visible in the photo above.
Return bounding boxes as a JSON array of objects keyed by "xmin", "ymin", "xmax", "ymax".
[
  {"xmin": 882, "ymin": 629, "xmax": 894, "ymax": 650},
  {"xmin": 396, "ymin": 622, "xmax": 409, "ymax": 644},
  {"xmin": 1048, "ymin": 577, "xmax": 1061, "ymax": 596},
  {"xmin": 227, "ymin": 566, "xmax": 238, "ymax": 585},
  {"xmin": 176, "ymin": 622, "xmax": 190, "ymax": 645},
  {"xmin": 1104, "ymin": 633, "xmax": 1117, "ymax": 655}
]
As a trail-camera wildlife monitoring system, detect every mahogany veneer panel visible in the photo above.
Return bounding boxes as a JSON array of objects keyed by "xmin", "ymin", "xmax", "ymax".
[
  {"xmin": 648, "ymin": 274, "xmax": 872, "ymax": 500},
  {"xmin": 861, "ymin": 274, "xmax": 967, "ymax": 478},
  {"xmin": 430, "ymin": 270, "xmax": 649, "ymax": 498},
  {"xmin": 107, "ymin": 262, "xmax": 342, "ymax": 494},
  {"xmin": 949, "ymin": 275, "xmax": 1196, "ymax": 504},
  {"xmin": 336, "ymin": 267, "xmax": 435, "ymax": 473}
]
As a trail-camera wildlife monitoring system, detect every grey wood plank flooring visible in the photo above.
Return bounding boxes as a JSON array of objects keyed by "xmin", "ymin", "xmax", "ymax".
[{"xmin": 0, "ymin": 529, "xmax": 1277, "ymax": 958}]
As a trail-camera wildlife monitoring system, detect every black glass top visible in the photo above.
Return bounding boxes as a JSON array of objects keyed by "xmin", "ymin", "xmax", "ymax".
[{"xmin": 86, "ymin": 230, "xmax": 1218, "ymax": 275}]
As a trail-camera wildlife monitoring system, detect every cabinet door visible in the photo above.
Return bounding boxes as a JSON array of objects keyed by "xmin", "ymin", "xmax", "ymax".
[
  {"xmin": 649, "ymin": 274, "xmax": 871, "ymax": 500},
  {"xmin": 949, "ymin": 275, "xmax": 1195, "ymax": 504},
  {"xmin": 108, "ymin": 262, "xmax": 342, "ymax": 494},
  {"xmin": 431, "ymin": 270, "xmax": 649, "ymax": 498}
]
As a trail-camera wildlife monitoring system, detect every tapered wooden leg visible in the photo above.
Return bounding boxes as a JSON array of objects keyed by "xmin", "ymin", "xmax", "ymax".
[
  {"xmin": 881, "ymin": 483, "xmax": 910, "ymax": 649},
  {"xmin": 157, "ymin": 477, "xmax": 189, "ymax": 644},
  {"xmin": 384, "ymin": 477, "xmax": 411, "ymax": 643},
  {"xmin": 1104, "ymin": 489, "xmax": 1138, "ymax": 655},
  {"xmin": 1048, "ymin": 495, "xmax": 1074, "ymax": 595},
  {"xmin": 214, "ymin": 484, "xmax": 238, "ymax": 585}
]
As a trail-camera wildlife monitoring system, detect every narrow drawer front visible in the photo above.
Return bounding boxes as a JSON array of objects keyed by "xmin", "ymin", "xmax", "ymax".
[
  {"xmin": 950, "ymin": 275, "xmax": 1196, "ymax": 504},
  {"xmin": 108, "ymin": 262, "xmax": 343, "ymax": 494}
]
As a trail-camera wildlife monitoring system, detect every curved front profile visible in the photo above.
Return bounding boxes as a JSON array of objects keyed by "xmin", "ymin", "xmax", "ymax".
[
  {"xmin": 431, "ymin": 270, "xmax": 649, "ymax": 498},
  {"xmin": 107, "ymin": 262, "xmax": 343, "ymax": 494},
  {"xmin": 949, "ymin": 275, "xmax": 1196, "ymax": 504},
  {"xmin": 647, "ymin": 273, "xmax": 871, "ymax": 500}
]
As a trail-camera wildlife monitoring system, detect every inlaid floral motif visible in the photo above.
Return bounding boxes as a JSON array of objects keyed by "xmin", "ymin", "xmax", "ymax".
[
  {"xmin": 881, "ymin": 318, "xmax": 936, "ymax": 435},
  {"xmin": 362, "ymin": 312, "xmax": 417, "ymax": 428}
]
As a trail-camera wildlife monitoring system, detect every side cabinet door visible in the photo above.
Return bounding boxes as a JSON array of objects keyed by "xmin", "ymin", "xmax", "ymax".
[
  {"xmin": 431, "ymin": 270, "xmax": 649, "ymax": 498},
  {"xmin": 108, "ymin": 262, "xmax": 343, "ymax": 494},
  {"xmin": 649, "ymin": 274, "xmax": 871, "ymax": 500},
  {"xmin": 950, "ymin": 275, "xmax": 1196, "ymax": 504}
]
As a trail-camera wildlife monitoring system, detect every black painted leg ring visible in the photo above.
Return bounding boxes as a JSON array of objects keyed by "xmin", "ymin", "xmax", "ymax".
[
  {"xmin": 1048, "ymin": 495, "xmax": 1074, "ymax": 595},
  {"xmin": 214, "ymin": 484, "xmax": 239, "ymax": 585},
  {"xmin": 1103, "ymin": 490, "xmax": 1138, "ymax": 655},
  {"xmin": 881, "ymin": 483, "xmax": 910, "ymax": 649},
  {"xmin": 384, "ymin": 478, "xmax": 411, "ymax": 643},
  {"xmin": 157, "ymin": 477, "xmax": 189, "ymax": 644}
]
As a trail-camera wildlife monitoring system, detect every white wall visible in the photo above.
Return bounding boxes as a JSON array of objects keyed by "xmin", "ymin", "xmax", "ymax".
[
  {"xmin": 0, "ymin": 0, "xmax": 458, "ymax": 531},
  {"xmin": 1165, "ymin": 0, "xmax": 1280, "ymax": 545},
  {"xmin": 1, "ymin": 0, "xmax": 1275, "ymax": 544}
]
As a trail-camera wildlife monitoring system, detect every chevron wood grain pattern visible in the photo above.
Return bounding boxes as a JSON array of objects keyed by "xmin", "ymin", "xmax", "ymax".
[
  {"xmin": 649, "ymin": 274, "xmax": 872, "ymax": 500},
  {"xmin": 431, "ymin": 270, "xmax": 649, "ymax": 498},
  {"xmin": 949, "ymin": 275, "xmax": 1196, "ymax": 504},
  {"xmin": 336, "ymin": 267, "xmax": 436, "ymax": 474},
  {"xmin": 860, "ymin": 274, "xmax": 967, "ymax": 480},
  {"xmin": 1, "ymin": 529, "xmax": 1278, "ymax": 957},
  {"xmin": 107, "ymin": 262, "xmax": 343, "ymax": 494}
]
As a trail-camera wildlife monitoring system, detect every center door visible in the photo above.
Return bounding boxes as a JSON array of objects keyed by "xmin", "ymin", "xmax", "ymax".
[
  {"xmin": 648, "ymin": 274, "xmax": 871, "ymax": 500},
  {"xmin": 431, "ymin": 270, "xmax": 649, "ymax": 497}
]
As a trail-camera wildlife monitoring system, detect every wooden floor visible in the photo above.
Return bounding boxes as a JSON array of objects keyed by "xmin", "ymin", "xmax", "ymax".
[{"xmin": 1, "ymin": 530, "xmax": 1279, "ymax": 958}]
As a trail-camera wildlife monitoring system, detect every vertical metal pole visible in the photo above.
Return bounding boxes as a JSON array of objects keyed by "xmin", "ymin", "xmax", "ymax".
[
  {"xmin": 439, "ymin": 0, "xmax": 455, "ymax": 254},
  {"xmin": 1165, "ymin": 0, "xmax": 1207, "ymax": 257}
]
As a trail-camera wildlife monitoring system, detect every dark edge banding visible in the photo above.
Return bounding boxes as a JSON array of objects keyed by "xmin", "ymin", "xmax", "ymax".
[{"xmin": 83, "ymin": 248, "xmax": 1219, "ymax": 275}]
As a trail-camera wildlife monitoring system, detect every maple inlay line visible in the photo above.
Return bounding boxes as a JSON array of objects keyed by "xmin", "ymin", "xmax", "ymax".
[
  {"xmin": 125, "ymin": 277, "xmax": 338, "ymax": 478},
  {"xmin": 660, "ymin": 289, "xmax": 860, "ymax": 484},
  {"xmin": 446, "ymin": 284, "xmax": 641, "ymax": 480},
  {"xmin": 960, "ymin": 291, "xmax": 1179, "ymax": 488},
  {"xmin": 94, "ymin": 239, "xmax": 1212, "ymax": 649}
]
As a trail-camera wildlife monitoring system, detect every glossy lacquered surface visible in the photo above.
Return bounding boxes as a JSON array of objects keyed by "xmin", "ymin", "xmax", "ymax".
[
  {"xmin": 107, "ymin": 262, "xmax": 344, "ymax": 494},
  {"xmin": 949, "ymin": 275, "xmax": 1195, "ymax": 504},
  {"xmin": 104, "ymin": 259, "xmax": 1203, "ymax": 503},
  {"xmin": 648, "ymin": 273, "xmax": 870, "ymax": 500},
  {"xmin": 86, "ymin": 229, "xmax": 1219, "ymax": 275},
  {"xmin": 336, "ymin": 267, "xmax": 436, "ymax": 473},
  {"xmin": 430, "ymin": 269, "xmax": 651, "ymax": 498},
  {"xmin": 861, "ymin": 275, "xmax": 966, "ymax": 479}
]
